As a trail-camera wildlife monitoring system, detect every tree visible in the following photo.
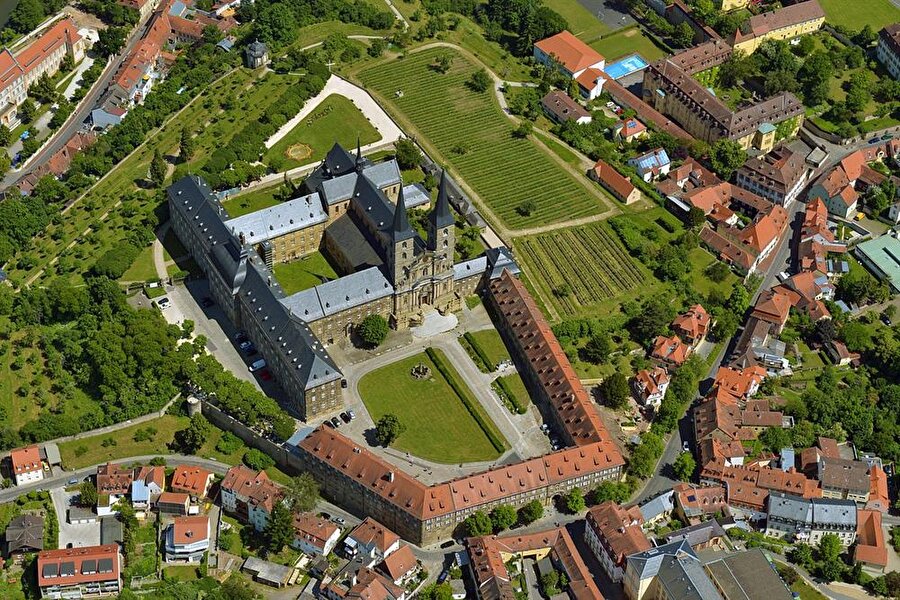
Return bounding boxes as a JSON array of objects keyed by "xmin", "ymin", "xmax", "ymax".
[
  {"xmin": 591, "ymin": 481, "xmax": 631, "ymax": 505},
  {"xmin": 180, "ymin": 128, "xmax": 195, "ymax": 162},
  {"xmin": 357, "ymin": 314, "xmax": 389, "ymax": 347},
  {"xmin": 790, "ymin": 543, "xmax": 814, "ymax": 568},
  {"xmin": 434, "ymin": 53, "xmax": 453, "ymax": 73},
  {"xmin": 464, "ymin": 510, "xmax": 493, "ymax": 536},
  {"xmin": 563, "ymin": 487, "xmax": 585, "ymax": 514},
  {"xmin": 243, "ymin": 448, "xmax": 275, "ymax": 471},
  {"xmin": 368, "ymin": 39, "xmax": 387, "ymax": 58},
  {"xmin": 845, "ymin": 71, "xmax": 872, "ymax": 113},
  {"xmin": 150, "ymin": 150, "xmax": 166, "ymax": 187},
  {"xmin": 393, "ymin": 138, "xmax": 421, "ymax": 170},
  {"xmin": 18, "ymin": 100, "xmax": 36, "ymax": 124},
  {"xmin": 854, "ymin": 24, "xmax": 877, "ymax": 46},
  {"xmin": 96, "ymin": 27, "xmax": 126, "ymax": 57},
  {"xmin": 79, "ymin": 481, "xmax": 98, "ymax": 506},
  {"xmin": 0, "ymin": 124, "xmax": 11, "ymax": 147},
  {"xmin": 581, "ymin": 333, "xmax": 612, "ymax": 364},
  {"xmin": 518, "ymin": 499, "xmax": 544, "ymax": 525},
  {"xmin": 490, "ymin": 504, "xmax": 517, "ymax": 532},
  {"xmin": 285, "ymin": 473, "xmax": 319, "ymax": 514},
  {"xmin": 419, "ymin": 583, "xmax": 453, "ymax": 600},
  {"xmin": 705, "ymin": 261, "xmax": 731, "ymax": 283},
  {"xmin": 709, "ymin": 139, "xmax": 747, "ymax": 180},
  {"xmin": 599, "ymin": 372, "xmax": 630, "ymax": 410},
  {"xmin": 467, "ymin": 69, "xmax": 491, "ymax": 93},
  {"xmin": 512, "ymin": 120, "xmax": 533, "ymax": 139},
  {"xmin": 672, "ymin": 451, "xmax": 696, "ymax": 481},
  {"xmin": 818, "ymin": 533, "xmax": 842, "ymax": 562},
  {"xmin": 541, "ymin": 570, "xmax": 568, "ymax": 596},
  {"xmin": 264, "ymin": 502, "xmax": 294, "ymax": 552},
  {"xmin": 760, "ymin": 426, "xmax": 792, "ymax": 454},
  {"xmin": 687, "ymin": 205, "xmax": 707, "ymax": 229},
  {"xmin": 375, "ymin": 413, "xmax": 406, "ymax": 446},
  {"xmin": 173, "ymin": 414, "xmax": 210, "ymax": 454},
  {"xmin": 674, "ymin": 22, "xmax": 694, "ymax": 47}
]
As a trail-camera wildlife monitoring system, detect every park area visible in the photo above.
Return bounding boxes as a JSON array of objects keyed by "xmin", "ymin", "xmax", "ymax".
[
  {"xmin": 589, "ymin": 27, "xmax": 666, "ymax": 63},
  {"xmin": 358, "ymin": 48, "xmax": 612, "ymax": 231},
  {"xmin": 273, "ymin": 251, "xmax": 340, "ymax": 294},
  {"xmin": 819, "ymin": 0, "xmax": 900, "ymax": 30},
  {"xmin": 357, "ymin": 350, "xmax": 507, "ymax": 463},
  {"xmin": 264, "ymin": 94, "xmax": 381, "ymax": 172},
  {"xmin": 515, "ymin": 222, "xmax": 649, "ymax": 317}
]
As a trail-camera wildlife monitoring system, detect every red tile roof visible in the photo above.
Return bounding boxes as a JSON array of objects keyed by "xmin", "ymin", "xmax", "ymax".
[
  {"xmin": 97, "ymin": 463, "xmax": 133, "ymax": 495},
  {"xmin": 170, "ymin": 465, "xmax": 213, "ymax": 497},
  {"xmin": 867, "ymin": 466, "xmax": 890, "ymax": 513},
  {"xmin": 534, "ymin": 30, "xmax": 604, "ymax": 74},
  {"xmin": 293, "ymin": 513, "xmax": 339, "ymax": 551},
  {"xmin": 585, "ymin": 502, "xmax": 651, "ymax": 566},
  {"xmin": 651, "ymin": 335, "xmax": 691, "ymax": 366},
  {"xmin": 713, "ymin": 365, "xmax": 765, "ymax": 399},
  {"xmin": 855, "ymin": 509, "xmax": 887, "ymax": 567},
  {"xmin": 349, "ymin": 517, "xmax": 400, "ymax": 554},
  {"xmin": 10, "ymin": 445, "xmax": 41, "ymax": 476},
  {"xmin": 591, "ymin": 159, "xmax": 636, "ymax": 201},
  {"xmin": 672, "ymin": 304, "xmax": 711, "ymax": 341},
  {"xmin": 37, "ymin": 544, "xmax": 120, "ymax": 589},
  {"xmin": 171, "ymin": 515, "xmax": 209, "ymax": 545},
  {"xmin": 634, "ymin": 367, "xmax": 669, "ymax": 397},
  {"xmin": 379, "ymin": 544, "xmax": 417, "ymax": 581},
  {"xmin": 221, "ymin": 465, "xmax": 271, "ymax": 496},
  {"xmin": 133, "ymin": 465, "xmax": 165, "ymax": 490}
]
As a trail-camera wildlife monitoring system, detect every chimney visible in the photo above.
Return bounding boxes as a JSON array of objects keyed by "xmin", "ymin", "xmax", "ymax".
[{"xmin": 387, "ymin": 471, "xmax": 395, "ymax": 482}]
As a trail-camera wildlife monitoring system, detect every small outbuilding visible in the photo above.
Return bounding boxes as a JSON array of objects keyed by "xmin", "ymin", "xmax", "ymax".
[{"xmin": 245, "ymin": 40, "xmax": 269, "ymax": 68}]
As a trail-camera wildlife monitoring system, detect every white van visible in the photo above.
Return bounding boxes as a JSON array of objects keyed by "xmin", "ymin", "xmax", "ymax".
[{"xmin": 249, "ymin": 358, "xmax": 267, "ymax": 372}]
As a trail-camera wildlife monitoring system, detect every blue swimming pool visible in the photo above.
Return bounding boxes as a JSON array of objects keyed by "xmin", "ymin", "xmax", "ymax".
[{"xmin": 604, "ymin": 54, "xmax": 650, "ymax": 80}]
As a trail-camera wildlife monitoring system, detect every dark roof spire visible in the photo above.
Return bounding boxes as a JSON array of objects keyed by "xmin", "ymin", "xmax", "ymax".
[
  {"xmin": 392, "ymin": 186, "xmax": 415, "ymax": 241},
  {"xmin": 428, "ymin": 168, "xmax": 455, "ymax": 231},
  {"xmin": 355, "ymin": 135, "xmax": 364, "ymax": 172}
]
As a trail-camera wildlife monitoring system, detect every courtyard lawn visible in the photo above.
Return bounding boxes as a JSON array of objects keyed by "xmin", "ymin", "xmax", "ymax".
[
  {"xmin": 264, "ymin": 94, "xmax": 381, "ymax": 172},
  {"xmin": 819, "ymin": 0, "xmax": 900, "ymax": 30},
  {"xmin": 273, "ymin": 251, "xmax": 340, "ymax": 294},
  {"xmin": 467, "ymin": 329, "xmax": 511, "ymax": 369},
  {"xmin": 589, "ymin": 27, "xmax": 666, "ymax": 62},
  {"xmin": 221, "ymin": 185, "xmax": 284, "ymax": 218},
  {"xmin": 688, "ymin": 247, "xmax": 738, "ymax": 298},
  {"xmin": 358, "ymin": 48, "xmax": 612, "ymax": 231},
  {"xmin": 119, "ymin": 245, "xmax": 158, "ymax": 283},
  {"xmin": 358, "ymin": 352, "xmax": 504, "ymax": 463},
  {"xmin": 543, "ymin": 0, "xmax": 609, "ymax": 41},
  {"xmin": 498, "ymin": 373, "xmax": 530, "ymax": 407}
]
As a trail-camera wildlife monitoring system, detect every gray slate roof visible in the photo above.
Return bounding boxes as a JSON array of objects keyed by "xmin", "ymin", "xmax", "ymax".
[
  {"xmin": 665, "ymin": 520, "xmax": 727, "ymax": 548},
  {"xmin": 485, "ymin": 247, "xmax": 520, "ymax": 279},
  {"xmin": 767, "ymin": 493, "xmax": 857, "ymax": 528},
  {"xmin": 4, "ymin": 514, "xmax": 43, "ymax": 555},
  {"xmin": 639, "ymin": 490, "xmax": 675, "ymax": 522},
  {"xmin": 627, "ymin": 539, "xmax": 696, "ymax": 581},
  {"xmin": 656, "ymin": 554, "xmax": 722, "ymax": 600},
  {"xmin": 280, "ymin": 267, "xmax": 394, "ymax": 321},
  {"xmin": 402, "ymin": 183, "xmax": 431, "ymax": 210},
  {"xmin": 454, "ymin": 256, "xmax": 487, "ymax": 281},
  {"xmin": 225, "ymin": 193, "xmax": 327, "ymax": 244}
]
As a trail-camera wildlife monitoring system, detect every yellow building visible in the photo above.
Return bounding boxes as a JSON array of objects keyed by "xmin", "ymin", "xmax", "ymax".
[{"xmin": 731, "ymin": 0, "xmax": 825, "ymax": 55}]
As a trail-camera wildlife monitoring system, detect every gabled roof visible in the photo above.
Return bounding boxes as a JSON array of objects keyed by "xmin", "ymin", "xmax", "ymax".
[
  {"xmin": 170, "ymin": 465, "xmax": 213, "ymax": 497},
  {"xmin": 10, "ymin": 445, "xmax": 41, "ymax": 476},
  {"xmin": 672, "ymin": 304, "xmax": 710, "ymax": 340},
  {"xmin": 379, "ymin": 544, "xmax": 417, "ymax": 581},
  {"xmin": 855, "ymin": 509, "xmax": 887, "ymax": 567},
  {"xmin": 592, "ymin": 159, "xmax": 636, "ymax": 200},
  {"xmin": 171, "ymin": 515, "xmax": 210, "ymax": 545},
  {"xmin": 585, "ymin": 502, "xmax": 651, "ymax": 565},
  {"xmin": 37, "ymin": 544, "xmax": 120, "ymax": 588},
  {"xmin": 96, "ymin": 463, "xmax": 133, "ymax": 495},
  {"xmin": 348, "ymin": 518, "xmax": 401, "ymax": 554},
  {"xmin": 651, "ymin": 335, "xmax": 691, "ymax": 365},
  {"xmin": 534, "ymin": 30, "xmax": 604, "ymax": 74}
]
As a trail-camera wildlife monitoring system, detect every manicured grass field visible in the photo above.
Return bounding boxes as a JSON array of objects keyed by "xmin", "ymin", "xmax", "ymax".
[
  {"xmin": 273, "ymin": 251, "xmax": 340, "ymax": 294},
  {"xmin": 498, "ymin": 373, "xmax": 530, "ymax": 406},
  {"xmin": 515, "ymin": 222, "xmax": 649, "ymax": 317},
  {"xmin": 590, "ymin": 27, "xmax": 666, "ymax": 62},
  {"xmin": 359, "ymin": 49, "xmax": 611, "ymax": 231},
  {"xmin": 221, "ymin": 185, "xmax": 284, "ymax": 218},
  {"xmin": 264, "ymin": 94, "xmax": 381, "ymax": 172},
  {"xmin": 543, "ymin": 0, "xmax": 609, "ymax": 41},
  {"xmin": 819, "ymin": 0, "xmax": 900, "ymax": 30},
  {"xmin": 468, "ymin": 329, "xmax": 511, "ymax": 368},
  {"xmin": 358, "ymin": 352, "xmax": 504, "ymax": 463},
  {"xmin": 120, "ymin": 245, "xmax": 158, "ymax": 282}
]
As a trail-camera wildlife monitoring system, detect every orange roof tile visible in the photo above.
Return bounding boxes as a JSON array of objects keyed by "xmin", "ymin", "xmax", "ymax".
[
  {"xmin": 379, "ymin": 545, "xmax": 417, "ymax": 581},
  {"xmin": 535, "ymin": 30, "xmax": 604, "ymax": 74},
  {"xmin": 592, "ymin": 159, "xmax": 636, "ymax": 201},
  {"xmin": 10, "ymin": 445, "xmax": 41, "ymax": 476},
  {"xmin": 171, "ymin": 515, "xmax": 209, "ymax": 545},
  {"xmin": 37, "ymin": 544, "xmax": 120, "ymax": 589},
  {"xmin": 170, "ymin": 465, "xmax": 213, "ymax": 497},
  {"xmin": 855, "ymin": 510, "xmax": 887, "ymax": 567},
  {"xmin": 585, "ymin": 502, "xmax": 651, "ymax": 566}
]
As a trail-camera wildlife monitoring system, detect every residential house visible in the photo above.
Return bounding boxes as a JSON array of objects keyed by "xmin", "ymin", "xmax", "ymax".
[
  {"xmin": 650, "ymin": 335, "xmax": 691, "ymax": 367},
  {"xmin": 10, "ymin": 445, "xmax": 43, "ymax": 486},
  {"xmin": 325, "ymin": 566, "xmax": 407, "ymax": 600},
  {"xmin": 291, "ymin": 513, "xmax": 341, "ymax": 557},
  {"xmin": 764, "ymin": 493, "xmax": 857, "ymax": 545},
  {"xmin": 220, "ymin": 465, "xmax": 278, "ymax": 528},
  {"xmin": 797, "ymin": 198, "xmax": 846, "ymax": 276},
  {"xmin": 628, "ymin": 148, "xmax": 671, "ymax": 182},
  {"xmin": 638, "ymin": 490, "xmax": 675, "ymax": 526},
  {"xmin": 590, "ymin": 159, "xmax": 641, "ymax": 204},
  {"xmin": 866, "ymin": 466, "xmax": 890, "ymax": 513},
  {"xmin": 700, "ymin": 204, "xmax": 789, "ymax": 276},
  {"xmin": 817, "ymin": 456, "xmax": 871, "ymax": 504},
  {"xmin": 633, "ymin": 367, "xmax": 670, "ymax": 408},
  {"xmin": 826, "ymin": 340, "xmax": 860, "ymax": 366},
  {"xmin": 664, "ymin": 519, "xmax": 727, "ymax": 551},
  {"xmin": 164, "ymin": 515, "xmax": 210, "ymax": 563},
  {"xmin": 672, "ymin": 304, "xmax": 711, "ymax": 347},
  {"xmin": 541, "ymin": 90, "xmax": 591, "ymax": 124},
  {"xmin": 673, "ymin": 483, "xmax": 728, "ymax": 526},
  {"xmin": 809, "ymin": 167, "xmax": 858, "ymax": 219},
  {"xmin": 37, "ymin": 544, "xmax": 121, "ymax": 599},
  {"xmin": 750, "ymin": 289, "xmax": 793, "ymax": 334},
  {"xmin": 533, "ymin": 31, "xmax": 606, "ymax": 99},
  {"xmin": 854, "ymin": 509, "xmax": 888, "ymax": 574},
  {"xmin": 712, "ymin": 365, "xmax": 766, "ymax": 400},
  {"xmin": 157, "ymin": 492, "xmax": 191, "ymax": 516},
  {"xmin": 736, "ymin": 145, "xmax": 809, "ymax": 206},
  {"xmin": 3, "ymin": 515, "xmax": 43, "ymax": 558},
  {"xmin": 889, "ymin": 200, "xmax": 900, "ymax": 223},
  {"xmin": 170, "ymin": 465, "xmax": 214, "ymax": 499},
  {"xmin": 131, "ymin": 465, "xmax": 165, "ymax": 514},
  {"xmin": 584, "ymin": 502, "xmax": 652, "ymax": 582},
  {"xmin": 345, "ymin": 517, "xmax": 401, "ymax": 566},
  {"xmin": 96, "ymin": 463, "xmax": 133, "ymax": 516},
  {"xmin": 615, "ymin": 118, "xmax": 647, "ymax": 143},
  {"xmin": 877, "ymin": 23, "xmax": 900, "ymax": 80},
  {"xmin": 378, "ymin": 544, "xmax": 418, "ymax": 585}
]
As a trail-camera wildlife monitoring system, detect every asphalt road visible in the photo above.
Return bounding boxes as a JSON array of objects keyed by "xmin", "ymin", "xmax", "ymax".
[{"xmin": 2, "ymin": 12, "xmax": 152, "ymax": 191}]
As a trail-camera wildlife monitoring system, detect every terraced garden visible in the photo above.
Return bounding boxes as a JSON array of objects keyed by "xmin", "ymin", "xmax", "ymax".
[
  {"xmin": 359, "ymin": 48, "xmax": 611, "ymax": 231},
  {"xmin": 516, "ymin": 223, "xmax": 649, "ymax": 317}
]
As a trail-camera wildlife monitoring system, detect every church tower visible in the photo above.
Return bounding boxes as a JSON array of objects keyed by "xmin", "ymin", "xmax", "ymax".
[
  {"xmin": 427, "ymin": 169, "xmax": 457, "ymax": 312},
  {"xmin": 387, "ymin": 186, "xmax": 416, "ymax": 288},
  {"xmin": 354, "ymin": 136, "xmax": 365, "ymax": 173}
]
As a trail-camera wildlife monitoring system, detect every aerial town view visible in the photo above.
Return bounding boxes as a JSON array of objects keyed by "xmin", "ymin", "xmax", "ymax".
[{"xmin": 2, "ymin": 0, "xmax": 900, "ymax": 598}]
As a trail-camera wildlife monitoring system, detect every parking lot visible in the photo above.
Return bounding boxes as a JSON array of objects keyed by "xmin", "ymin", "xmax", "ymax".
[{"xmin": 50, "ymin": 487, "xmax": 101, "ymax": 549}]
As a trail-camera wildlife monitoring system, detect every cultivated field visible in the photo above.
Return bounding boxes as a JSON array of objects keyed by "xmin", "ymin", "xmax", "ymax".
[
  {"xmin": 359, "ymin": 48, "xmax": 611, "ymax": 231},
  {"xmin": 515, "ymin": 223, "xmax": 648, "ymax": 317},
  {"xmin": 358, "ymin": 351, "xmax": 505, "ymax": 463}
]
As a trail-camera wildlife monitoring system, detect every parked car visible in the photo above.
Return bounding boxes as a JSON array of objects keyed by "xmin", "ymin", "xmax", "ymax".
[
  {"xmin": 155, "ymin": 297, "xmax": 171, "ymax": 309},
  {"xmin": 239, "ymin": 340, "xmax": 253, "ymax": 351},
  {"xmin": 438, "ymin": 569, "xmax": 450, "ymax": 583},
  {"xmin": 341, "ymin": 379, "xmax": 348, "ymax": 389},
  {"xmin": 777, "ymin": 271, "xmax": 790, "ymax": 282},
  {"xmin": 249, "ymin": 358, "xmax": 267, "ymax": 372},
  {"xmin": 330, "ymin": 417, "xmax": 341, "ymax": 428},
  {"xmin": 259, "ymin": 369, "xmax": 273, "ymax": 381},
  {"xmin": 200, "ymin": 297, "xmax": 214, "ymax": 308},
  {"xmin": 234, "ymin": 331, "xmax": 247, "ymax": 342},
  {"xmin": 348, "ymin": 409, "xmax": 356, "ymax": 420},
  {"xmin": 682, "ymin": 441, "xmax": 690, "ymax": 452},
  {"xmin": 340, "ymin": 412, "xmax": 351, "ymax": 423},
  {"xmin": 332, "ymin": 516, "xmax": 346, "ymax": 525}
]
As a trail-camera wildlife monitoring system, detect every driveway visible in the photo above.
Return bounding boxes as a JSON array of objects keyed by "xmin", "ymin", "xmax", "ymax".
[{"xmin": 51, "ymin": 488, "xmax": 101, "ymax": 550}]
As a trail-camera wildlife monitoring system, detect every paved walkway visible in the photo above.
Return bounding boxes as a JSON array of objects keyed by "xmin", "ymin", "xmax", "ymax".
[
  {"xmin": 264, "ymin": 74, "xmax": 403, "ymax": 150},
  {"xmin": 61, "ymin": 53, "xmax": 96, "ymax": 100}
]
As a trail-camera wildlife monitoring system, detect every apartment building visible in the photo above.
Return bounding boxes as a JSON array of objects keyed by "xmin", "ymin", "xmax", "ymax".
[
  {"xmin": 584, "ymin": 502, "xmax": 651, "ymax": 582},
  {"xmin": 731, "ymin": 1, "xmax": 826, "ymax": 54},
  {"xmin": 37, "ymin": 544, "xmax": 121, "ymax": 599},
  {"xmin": 735, "ymin": 145, "xmax": 810, "ymax": 206}
]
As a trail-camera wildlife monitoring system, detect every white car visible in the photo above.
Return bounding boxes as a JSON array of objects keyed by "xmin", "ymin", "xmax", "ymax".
[
  {"xmin": 249, "ymin": 358, "xmax": 267, "ymax": 372},
  {"xmin": 155, "ymin": 297, "xmax": 171, "ymax": 309},
  {"xmin": 777, "ymin": 271, "xmax": 790, "ymax": 282}
]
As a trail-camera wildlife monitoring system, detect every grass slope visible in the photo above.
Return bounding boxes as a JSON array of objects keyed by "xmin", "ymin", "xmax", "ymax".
[
  {"xmin": 221, "ymin": 184, "xmax": 284, "ymax": 218},
  {"xmin": 359, "ymin": 48, "xmax": 610, "ymax": 230},
  {"xmin": 264, "ymin": 94, "xmax": 381, "ymax": 172},
  {"xmin": 543, "ymin": 0, "xmax": 609, "ymax": 41},
  {"xmin": 358, "ymin": 352, "xmax": 503, "ymax": 463}
]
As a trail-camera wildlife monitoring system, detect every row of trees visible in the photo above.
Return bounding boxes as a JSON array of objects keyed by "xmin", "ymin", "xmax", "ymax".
[{"xmin": 463, "ymin": 499, "xmax": 545, "ymax": 535}]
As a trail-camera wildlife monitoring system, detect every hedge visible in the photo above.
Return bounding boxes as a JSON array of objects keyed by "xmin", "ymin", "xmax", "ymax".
[
  {"xmin": 426, "ymin": 347, "xmax": 507, "ymax": 453},
  {"xmin": 461, "ymin": 332, "xmax": 493, "ymax": 373},
  {"xmin": 493, "ymin": 377, "xmax": 527, "ymax": 415}
]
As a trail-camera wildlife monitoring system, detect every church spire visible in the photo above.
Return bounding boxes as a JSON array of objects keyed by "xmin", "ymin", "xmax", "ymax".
[
  {"xmin": 429, "ymin": 168, "xmax": 454, "ymax": 229},
  {"xmin": 392, "ymin": 185, "xmax": 415, "ymax": 241},
  {"xmin": 355, "ymin": 135, "xmax": 365, "ymax": 172}
]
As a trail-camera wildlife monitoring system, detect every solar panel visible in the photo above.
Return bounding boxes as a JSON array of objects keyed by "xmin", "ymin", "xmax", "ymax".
[
  {"xmin": 60, "ymin": 561, "xmax": 75, "ymax": 576},
  {"xmin": 97, "ymin": 558, "xmax": 114, "ymax": 573},
  {"xmin": 82, "ymin": 559, "xmax": 97, "ymax": 574},
  {"xmin": 42, "ymin": 563, "xmax": 58, "ymax": 578}
]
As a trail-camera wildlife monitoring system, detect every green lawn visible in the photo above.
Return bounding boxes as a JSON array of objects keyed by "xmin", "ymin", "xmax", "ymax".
[
  {"xmin": 819, "ymin": 0, "xmax": 900, "ymax": 30},
  {"xmin": 120, "ymin": 245, "xmax": 158, "ymax": 282},
  {"xmin": 163, "ymin": 565, "xmax": 202, "ymax": 581},
  {"xmin": 358, "ymin": 352, "xmax": 504, "ymax": 463},
  {"xmin": 358, "ymin": 48, "xmax": 612, "ymax": 231},
  {"xmin": 221, "ymin": 185, "xmax": 284, "ymax": 218},
  {"xmin": 543, "ymin": 0, "xmax": 609, "ymax": 41},
  {"xmin": 688, "ymin": 247, "xmax": 738, "ymax": 298},
  {"xmin": 498, "ymin": 372, "xmax": 530, "ymax": 407},
  {"xmin": 467, "ymin": 329, "xmax": 511, "ymax": 368},
  {"xmin": 273, "ymin": 251, "xmax": 340, "ymax": 294},
  {"xmin": 791, "ymin": 579, "xmax": 828, "ymax": 600},
  {"xmin": 533, "ymin": 132, "xmax": 582, "ymax": 168},
  {"xmin": 590, "ymin": 27, "xmax": 666, "ymax": 62},
  {"xmin": 264, "ymin": 94, "xmax": 381, "ymax": 172}
]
